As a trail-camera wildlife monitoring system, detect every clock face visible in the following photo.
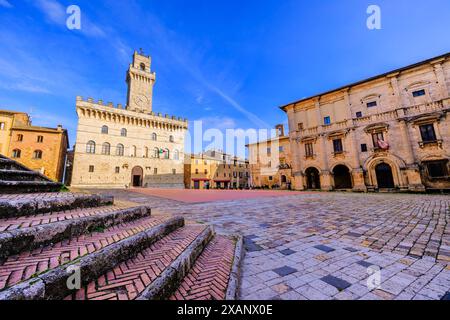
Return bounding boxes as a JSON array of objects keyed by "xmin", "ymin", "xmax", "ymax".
[{"xmin": 134, "ymin": 94, "xmax": 148, "ymax": 107}]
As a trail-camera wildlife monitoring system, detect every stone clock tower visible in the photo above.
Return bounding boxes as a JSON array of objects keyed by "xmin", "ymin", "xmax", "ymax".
[{"xmin": 126, "ymin": 50, "xmax": 156, "ymax": 113}]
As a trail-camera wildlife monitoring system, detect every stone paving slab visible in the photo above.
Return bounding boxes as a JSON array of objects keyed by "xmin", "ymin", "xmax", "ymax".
[{"xmin": 90, "ymin": 190, "xmax": 450, "ymax": 300}]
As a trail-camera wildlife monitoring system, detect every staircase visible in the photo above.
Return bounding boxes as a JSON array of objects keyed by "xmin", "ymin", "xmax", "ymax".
[
  {"xmin": 0, "ymin": 160, "xmax": 243, "ymax": 300},
  {"xmin": 0, "ymin": 155, "xmax": 62, "ymax": 193}
]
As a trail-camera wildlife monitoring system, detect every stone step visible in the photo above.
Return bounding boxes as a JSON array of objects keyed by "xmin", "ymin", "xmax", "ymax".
[
  {"xmin": 0, "ymin": 169, "xmax": 49, "ymax": 182},
  {"xmin": 0, "ymin": 180, "xmax": 62, "ymax": 194},
  {"xmin": 0, "ymin": 214, "xmax": 170, "ymax": 291},
  {"xmin": 0, "ymin": 193, "xmax": 114, "ymax": 219},
  {"xmin": 0, "ymin": 205, "xmax": 153, "ymax": 260},
  {"xmin": 64, "ymin": 225, "xmax": 213, "ymax": 300},
  {"xmin": 0, "ymin": 158, "xmax": 27, "ymax": 171},
  {"xmin": 0, "ymin": 216, "xmax": 185, "ymax": 300},
  {"xmin": 170, "ymin": 235, "xmax": 243, "ymax": 300}
]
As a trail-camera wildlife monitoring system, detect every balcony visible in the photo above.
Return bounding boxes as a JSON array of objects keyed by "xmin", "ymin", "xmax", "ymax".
[{"xmin": 418, "ymin": 139, "xmax": 443, "ymax": 149}]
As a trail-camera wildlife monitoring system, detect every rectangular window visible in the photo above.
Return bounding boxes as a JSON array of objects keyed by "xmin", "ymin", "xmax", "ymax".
[
  {"xmin": 267, "ymin": 147, "xmax": 271, "ymax": 155},
  {"xmin": 204, "ymin": 169, "xmax": 208, "ymax": 174},
  {"xmin": 356, "ymin": 111, "xmax": 363, "ymax": 118},
  {"xmin": 89, "ymin": 165, "xmax": 94, "ymax": 173},
  {"xmin": 413, "ymin": 89, "xmax": 426, "ymax": 97},
  {"xmin": 17, "ymin": 134, "xmax": 23, "ymax": 142},
  {"xmin": 361, "ymin": 144, "xmax": 368, "ymax": 152},
  {"xmin": 269, "ymin": 176, "xmax": 273, "ymax": 181},
  {"xmin": 324, "ymin": 116, "xmax": 331, "ymax": 125},
  {"xmin": 367, "ymin": 101, "xmax": 377, "ymax": 108},
  {"xmin": 0, "ymin": 122, "xmax": 5, "ymax": 130},
  {"xmin": 154, "ymin": 168, "xmax": 158, "ymax": 174},
  {"xmin": 115, "ymin": 167, "xmax": 120, "ymax": 174},
  {"xmin": 172, "ymin": 169, "xmax": 176, "ymax": 175},
  {"xmin": 419, "ymin": 124, "xmax": 437, "ymax": 143},
  {"xmin": 279, "ymin": 146, "xmax": 284, "ymax": 152},
  {"xmin": 333, "ymin": 139, "xmax": 343, "ymax": 154},
  {"xmin": 372, "ymin": 132, "xmax": 384, "ymax": 149},
  {"xmin": 37, "ymin": 136, "xmax": 44, "ymax": 143},
  {"xmin": 298, "ymin": 123, "xmax": 304, "ymax": 131},
  {"xmin": 305, "ymin": 143, "xmax": 314, "ymax": 157},
  {"xmin": 425, "ymin": 160, "xmax": 448, "ymax": 178},
  {"xmin": 195, "ymin": 169, "xmax": 199, "ymax": 174}
]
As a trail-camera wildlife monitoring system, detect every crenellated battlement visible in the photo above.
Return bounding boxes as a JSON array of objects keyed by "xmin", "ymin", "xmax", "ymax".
[{"xmin": 75, "ymin": 96, "xmax": 188, "ymax": 126}]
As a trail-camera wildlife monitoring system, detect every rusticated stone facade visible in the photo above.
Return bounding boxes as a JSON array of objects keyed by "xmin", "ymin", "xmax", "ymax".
[
  {"xmin": 71, "ymin": 51, "xmax": 188, "ymax": 189},
  {"xmin": 281, "ymin": 53, "xmax": 450, "ymax": 192},
  {"xmin": 247, "ymin": 125, "xmax": 294, "ymax": 189}
]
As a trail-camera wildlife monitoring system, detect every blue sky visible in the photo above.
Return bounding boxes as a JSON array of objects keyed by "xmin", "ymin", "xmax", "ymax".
[{"xmin": 0, "ymin": 0, "xmax": 449, "ymax": 152}]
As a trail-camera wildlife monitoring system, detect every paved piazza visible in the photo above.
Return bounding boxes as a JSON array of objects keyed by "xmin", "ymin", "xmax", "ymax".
[{"xmin": 90, "ymin": 189, "xmax": 450, "ymax": 300}]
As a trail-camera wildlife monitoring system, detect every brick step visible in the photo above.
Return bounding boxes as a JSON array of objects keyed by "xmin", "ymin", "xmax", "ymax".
[
  {"xmin": 170, "ymin": 235, "xmax": 243, "ymax": 301},
  {"xmin": 0, "ymin": 192, "xmax": 114, "ymax": 219},
  {"xmin": 0, "ymin": 214, "xmax": 171, "ymax": 291},
  {"xmin": 0, "ymin": 169, "xmax": 50, "ymax": 182},
  {"xmin": 0, "ymin": 205, "xmax": 152, "ymax": 260},
  {"xmin": 65, "ymin": 225, "xmax": 213, "ymax": 300},
  {"xmin": 0, "ymin": 216, "xmax": 184, "ymax": 300},
  {"xmin": 0, "ymin": 158, "xmax": 28, "ymax": 171},
  {"xmin": 0, "ymin": 180, "xmax": 62, "ymax": 194}
]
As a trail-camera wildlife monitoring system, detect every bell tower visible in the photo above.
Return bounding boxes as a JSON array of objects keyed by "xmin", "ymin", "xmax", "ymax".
[{"xmin": 126, "ymin": 50, "xmax": 156, "ymax": 113}]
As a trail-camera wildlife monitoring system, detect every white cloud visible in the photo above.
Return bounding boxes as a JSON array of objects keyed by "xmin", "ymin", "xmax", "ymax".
[
  {"xmin": 194, "ymin": 116, "xmax": 237, "ymax": 131},
  {"xmin": 0, "ymin": 0, "xmax": 13, "ymax": 8}
]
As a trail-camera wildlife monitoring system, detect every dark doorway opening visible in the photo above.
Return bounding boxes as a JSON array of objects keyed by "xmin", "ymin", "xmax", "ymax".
[
  {"xmin": 305, "ymin": 167, "xmax": 321, "ymax": 190},
  {"xmin": 131, "ymin": 166, "xmax": 143, "ymax": 187},
  {"xmin": 333, "ymin": 165, "xmax": 353, "ymax": 189},
  {"xmin": 375, "ymin": 163, "xmax": 395, "ymax": 189}
]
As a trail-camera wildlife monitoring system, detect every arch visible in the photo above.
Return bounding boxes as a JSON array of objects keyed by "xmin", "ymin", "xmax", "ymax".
[
  {"xmin": 131, "ymin": 166, "xmax": 143, "ymax": 187},
  {"xmin": 364, "ymin": 156, "xmax": 404, "ymax": 188},
  {"xmin": 12, "ymin": 149, "xmax": 21, "ymax": 158},
  {"xmin": 120, "ymin": 128, "xmax": 127, "ymax": 137},
  {"xmin": 154, "ymin": 147, "xmax": 160, "ymax": 158},
  {"xmin": 169, "ymin": 135, "xmax": 174, "ymax": 143},
  {"xmin": 116, "ymin": 144, "xmax": 124, "ymax": 156},
  {"xmin": 281, "ymin": 175, "xmax": 287, "ymax": 183},
  {"xmin": 86, "ymin": 141, "xmax": 96, "ymax": 154},
  {"xmin": 163, "ymin": 148, "xmax": 170, "ymax": 159},
  {"xmin": 131, "ymin": 145, "xmax": 137, "ymax": 157},
  {"xmin": 33, "ymin": 150, "xmax": 43, "ymax": 159},
  {"xmin": 101, "ymin": 125, "xmax": 109, "ymax": 134},
  {"xmin": 375, "ymin": 163, "xmax": 395, "ymax": 189},
  {"xmin": 101, "ymin": 142, "xmax": 111, "ymax": 155},
  {"xmin": 152, "ymin": 132, "xmax": 157, "ymax": 141},
  {"xmin": 305, "ymin": 167, "xmax": 321, "ymax": 190},
  {"xmin": 332, "ymin": 164, "xmax": 353, "ymax": 189}
]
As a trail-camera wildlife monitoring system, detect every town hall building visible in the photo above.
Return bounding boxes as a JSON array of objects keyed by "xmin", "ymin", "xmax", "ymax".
[{"xmin": 70, "ymin": 51, "xmax": 188, "ymax": 189}]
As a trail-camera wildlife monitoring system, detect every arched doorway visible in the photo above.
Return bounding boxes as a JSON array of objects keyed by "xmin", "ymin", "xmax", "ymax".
[
  {"xmin": 333, "ymin": 165, "xmax": 353, "ymax": 189},
  {"xmin": 305, "ymin": 167, "xmax": 321, "ymax": 190},
  {"xmin": 375, "ymin": 163, "xmax": 395, "ymax": 189},
  {"xmin": 131, "ymin": 166, "xmax": 143, "ymax": 187},
  {"xmin": 281, "ymin": 175, "xmax": 287, "ymax": 183}
]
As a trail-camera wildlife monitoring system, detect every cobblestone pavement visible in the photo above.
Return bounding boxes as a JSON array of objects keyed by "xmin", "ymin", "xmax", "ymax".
[{"xmin": 89, "ymin": 190, "xmax": 450, "ymax": 300}]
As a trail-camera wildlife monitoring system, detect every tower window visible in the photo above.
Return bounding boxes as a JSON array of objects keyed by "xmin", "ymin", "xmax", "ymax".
[
  {"xmin": 116, "ymin": 144, "xmax": 124, "ymax": 156},
  {"xmin": 140, "ymin": 63, "xmax": 146, "ymax": 71},
  {"xmin": 86, "ymin": 141, "xmax": 96, "ymax": 154},
  {"xmin": 17, "ymin": 134, "xmax": 23, "ymax": 142},
  {"xmin": 121, "ymin": 128, "xmax": 127, "ymax": 137},
  {"xmin": 102, "ymin": 143, "xmax": 111, "ymax": 155},
  {"xmin": 101, "ymin": 126, "xmax": 108, "ymax": 134},
  {"xmin": 152, "ymin": 133, "xmax": 157, "ymax": 141},
  {"xmin": 413, "ymin": 89, "xmax": 426, "ymax": 97},
  {"xmin": 37, "ymin": 135, "xmax": 44, "ymax": 143},
  {"xmin": 115, "ymin": 167, "xmax": 120, "ymax": 174},
  {"xmin": 169, "ymin": 135, "xmax": 174, "ymax": 143},
  {"xmin": 89, "ymin": 165, "xmax": 95, "ymax": 173},
  {"xmin": 12, "ymin": 149, "xmax": 21, "ymax": 158}
]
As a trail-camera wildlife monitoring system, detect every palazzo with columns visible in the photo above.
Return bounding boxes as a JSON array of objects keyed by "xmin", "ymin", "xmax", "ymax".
[{"xmin": 281, "ymin": 52, "xmax": 450, "ymax": 192}]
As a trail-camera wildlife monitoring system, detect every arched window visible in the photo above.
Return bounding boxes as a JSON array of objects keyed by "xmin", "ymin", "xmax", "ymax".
[
  {"xmin": 101, "ymin": 125, "xmax": 108, "ymax": 134},
  {"xmin": 12, "ymin": 149, "xmax": 21, "ymax": 158},
  {"xmin": 164, "ymin": 149, "xmax": 170, "ymax": 159},
  {"xmin": 132, "ymin": 145, "xmax": 137, "ymax": 157},
  {"xmin": 86, "ymin": 141, "xmax": 96, "ymax": 154},
  {"xmin": 140, "ymin": 63, "xmax": 146, "ymax": 71},
  {"xmin": 102, "ymin": 143, "xmax": 111, "ymax": 155},
  {"xmin": 154, "ymin": 148, "xmax": 160, "ymax": 158},
  {"xmin": 152, "ymin": 133, "xmax": 157, "ymax": 141},
  {"xmin": 116, "ymin": 144, "xmax": 124, "ymax": 156},
  {"xmin": 121, "ymin": 128, "xmax": 127, "ymax": 137},
  {"xmin": 17, "ymin": 134, "xmax": 23, "ymax": 142},
  {"xmin": 144, "ymin": 147, "xmax": 149, "ymax": 158},
  {"xmin": 174, "ymin": 150, "xmax": 179, "ymax": 160},
  {"xmin": 169, "ymin": 135, "xmax": 174, "ymax": 143},
  {"xmin": 33, "ymin": 150, "xmax": 43, "ymax": 159}
]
